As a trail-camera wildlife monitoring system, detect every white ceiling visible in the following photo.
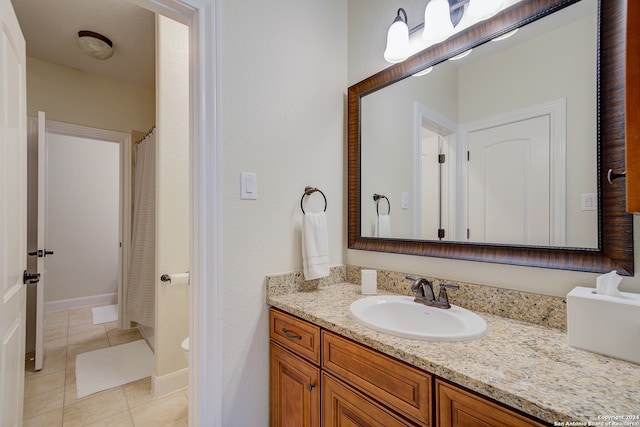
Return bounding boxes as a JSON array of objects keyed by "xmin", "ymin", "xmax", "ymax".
[{"xmin": 11, "ymin": 0, "xmax": 155, "ymax": 89}]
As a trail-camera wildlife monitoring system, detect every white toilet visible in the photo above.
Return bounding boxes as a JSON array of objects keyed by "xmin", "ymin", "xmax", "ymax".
[{"xmin": 181, "ymin": 337, "xmax": 189, "ymax": 363}]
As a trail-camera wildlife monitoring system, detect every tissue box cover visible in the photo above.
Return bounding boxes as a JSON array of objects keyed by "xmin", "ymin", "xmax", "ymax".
[{"xmin": 567, "ymin": 286, "xmax": 640, "ymax": 364}]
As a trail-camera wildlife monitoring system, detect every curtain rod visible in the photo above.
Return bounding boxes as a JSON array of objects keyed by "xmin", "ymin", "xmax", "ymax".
[{"xmin": 135, "ymin": 125, "xmax": 156, "ymax": 144}]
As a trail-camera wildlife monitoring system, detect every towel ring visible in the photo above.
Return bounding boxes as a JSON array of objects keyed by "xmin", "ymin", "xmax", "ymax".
[
  {"xmin": 373, "ymin": 194, "xmax": 390, "ymax": 215},
  {"xmin": 301, "ymin": 186, "xmax": 327, "ymax": 214}
]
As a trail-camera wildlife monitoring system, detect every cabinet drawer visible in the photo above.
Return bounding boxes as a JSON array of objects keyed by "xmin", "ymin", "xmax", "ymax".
[
  {"xmin": 322, "ymin": 331, "xmax": 432, "ymax": 426},
  {"xmin": 270, "ymin": 308, "xmax": 321, "ymax": 365},
  {"xmin": 322, "ymin": 373, "xmax": 413, "ymax": 427},
  {"xmin": 436, "ymin": 380, "xmax": 547, "ymax": 427}
]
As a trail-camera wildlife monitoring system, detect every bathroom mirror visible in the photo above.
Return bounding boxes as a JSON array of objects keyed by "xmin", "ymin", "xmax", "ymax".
[{"xmin": 347, "ymin": 0, "xmax": 634, "ymax": 274}]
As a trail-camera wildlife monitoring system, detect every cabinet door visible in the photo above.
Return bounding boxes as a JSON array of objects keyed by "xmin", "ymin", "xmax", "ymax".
[
  {"xmin": 322, "ymin": 373, "xmax": 413, "ymax": 427},
  {"xmin": 270, "ymin": 342, "xmax": 320, "ymax": 427},
  {"xmin": 436, "ymin": 380, "xmax": 546, "ymax": 427}
]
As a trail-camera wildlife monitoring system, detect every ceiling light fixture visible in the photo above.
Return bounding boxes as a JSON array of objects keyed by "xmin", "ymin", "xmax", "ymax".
[
  {"xmin": 384, "ymin": 0, "xmax": 505, "ymax": 63},
  {"xmin": 77, "ymin": 30, "xmax": 114, "ymax": 60}
]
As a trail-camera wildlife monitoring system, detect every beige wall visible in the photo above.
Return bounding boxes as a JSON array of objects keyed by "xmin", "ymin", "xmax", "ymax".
[
  {"xmin": 221, "ymin": 0, "xmax": 347, "ymax": 424},
  {"xmin": 26, "ymin": 57, "xmax": 154, "ymax": 133},
  {"xmin": 347, "ymin": 0, "xmax": 640, "ymax": 297},
  {"xmin": 154, "ymin": 15, "xmax": 190, "ymax": 394}
]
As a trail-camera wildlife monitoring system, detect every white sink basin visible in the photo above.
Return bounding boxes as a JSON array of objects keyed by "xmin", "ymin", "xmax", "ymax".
[{"xmin": 349, "ymin": 295, "xmax": 487, "ymax": 342}]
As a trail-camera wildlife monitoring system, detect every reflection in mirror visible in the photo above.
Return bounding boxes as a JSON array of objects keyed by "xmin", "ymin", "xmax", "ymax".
[
  {"xmin": 348, "ymin": 0, "xmax": 633, "ymax": 275},
  {"xmin": 360, "ymin": 0, "xmax": 597, "ymax": 248}
]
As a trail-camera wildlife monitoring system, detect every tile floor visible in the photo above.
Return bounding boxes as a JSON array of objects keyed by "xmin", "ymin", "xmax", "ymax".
[{"xmin": 23, "ymin": 305, "xmax": 189, "ymax": 426}]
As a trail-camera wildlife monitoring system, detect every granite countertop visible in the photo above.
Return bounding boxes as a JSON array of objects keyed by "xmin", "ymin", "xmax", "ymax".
[{"xmin": 267, "ymin": 283, "xmax": 640, "ymax": 425}]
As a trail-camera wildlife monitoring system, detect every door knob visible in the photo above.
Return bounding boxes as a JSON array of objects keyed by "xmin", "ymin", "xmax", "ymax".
[{"xmin": 23, "ymin": 270, "xmax": 41, "ymax": 285}]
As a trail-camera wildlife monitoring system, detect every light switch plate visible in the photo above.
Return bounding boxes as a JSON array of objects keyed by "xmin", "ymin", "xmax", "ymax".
[
  {"xmin": 240, "ymin": 172, "xmax": 257, "ymax": 200},
  {"xmin": 581, "ymin": 193, "xmax": 597, "ymax": 211}
]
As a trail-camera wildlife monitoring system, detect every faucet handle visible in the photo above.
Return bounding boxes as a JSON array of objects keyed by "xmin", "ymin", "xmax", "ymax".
[{"xmin": 437, "ymin": 283, "xmax": 459, "ymax": 307}]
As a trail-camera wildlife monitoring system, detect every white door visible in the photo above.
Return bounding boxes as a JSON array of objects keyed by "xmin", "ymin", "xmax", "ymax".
[
  {"xmin": 467, "ymin": 115, "xmax": 550, "ymax": 245},
  {"xmin": 34, "ymin": 111, "xmax": 46, "ymax": 371},
  {"xmin": 45, "ymin": 132, "xmax": 120, "ymax": 304},
  {"xmin": 0, "ymin": 0, "xmax": 27, "ymax": 425},
  {"xmin": 421, "ymin": 135, "xmax": 440, "ymax": 240}
]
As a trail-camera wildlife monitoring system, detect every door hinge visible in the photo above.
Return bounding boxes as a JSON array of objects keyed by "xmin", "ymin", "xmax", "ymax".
[
  {"xmin": 438, "ymin": 228, "xmax": 445, "ymax": 239},
  {"xmin": 438, "ymin": 154, "xmax": 445, "ymax": 164}
]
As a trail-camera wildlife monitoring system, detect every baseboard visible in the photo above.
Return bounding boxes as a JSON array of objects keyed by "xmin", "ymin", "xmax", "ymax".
[
  {"xmin": 45, "ymin": 293, "xmax": 118, "ymax": 312},
  {"xmin": 152, "ymin": 367, "xmax": 189, "ymax": 397}
]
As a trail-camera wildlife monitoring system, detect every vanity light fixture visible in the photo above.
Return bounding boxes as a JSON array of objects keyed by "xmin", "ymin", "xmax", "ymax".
[
  {"xmin": 423, "ymin": 0, "xmax": 457, "ymax": 43},
  {"xmin": 76, "ymin": 30, "xmax": 113, "ymax": 60},
  {"xmin": 466, "ymin": 0, "xmax": 504, "ymax": 20},
  {"xmin": 383, "ymin": 8, "xmax": 410, "ymax": 63},
  {"xmin": 384, "ymin": 0, "xmax": 505, "ymax": 63}
]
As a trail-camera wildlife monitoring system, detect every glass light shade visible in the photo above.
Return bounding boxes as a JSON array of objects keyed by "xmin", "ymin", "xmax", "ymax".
[
  {"xmin": 384, "ymin": 18, "xmax": 409, "ymax": 63},
  {"xmin": 77, "ymin": 31, "xmax": 113, "ymax": 60},
  {"xmin": 466, "ymin": 0, "xmax": 504, "ymax": 21},
  {"xmin": 423, "ymin": 0, "xmax": 454, "ymax": 44}
]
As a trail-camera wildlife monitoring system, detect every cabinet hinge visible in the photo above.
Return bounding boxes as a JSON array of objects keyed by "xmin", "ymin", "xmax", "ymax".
[
  {"xmin": 438, "ymin": 154, "xmax": 445, "ymax": 164},
  {"xmin": 467, "ymin": 228, "xmax": 470, "ymax": 239},
  {"xmin": 467, "ymin": 151, "xmax": 470, "ymax": 161},
  {"xmin": 438, "ymin": 228, "xmax": 445, "ymax": 239}
]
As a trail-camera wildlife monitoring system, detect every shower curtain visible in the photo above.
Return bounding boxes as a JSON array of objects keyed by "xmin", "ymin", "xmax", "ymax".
[{"xmin": 127, "ymin": 129, "xmax": 156, "ymax": 327}]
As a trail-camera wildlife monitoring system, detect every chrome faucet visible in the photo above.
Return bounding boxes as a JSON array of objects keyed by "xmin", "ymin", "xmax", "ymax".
[{"xmin": 406, "ymin": 276, "xmax": 459, "ymax": 309}]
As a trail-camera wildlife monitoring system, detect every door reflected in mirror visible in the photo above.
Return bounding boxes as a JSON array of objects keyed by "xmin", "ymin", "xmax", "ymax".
[{"xmin": 360, "ymin": 0, "xmax": 597, "ymax": 248}]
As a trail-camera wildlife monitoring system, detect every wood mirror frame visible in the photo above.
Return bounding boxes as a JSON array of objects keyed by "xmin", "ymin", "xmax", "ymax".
[{"xmin": 348, "ymin": 0, "xmax": 634, "ymax": 275}]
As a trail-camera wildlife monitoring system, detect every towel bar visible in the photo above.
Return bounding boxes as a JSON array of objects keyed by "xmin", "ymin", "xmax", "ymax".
[
  {"xmin": 373, "ymin": 194, "xmax": 390, "ymax": 215},
  {"xmin": 301, "ymin": 186, "xmax": 327, "ymax": 214}
]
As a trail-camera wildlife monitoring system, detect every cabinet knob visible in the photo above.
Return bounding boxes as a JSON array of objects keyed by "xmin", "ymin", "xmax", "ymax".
[{"xmin": 307, "ymin": 383, "xmax": 315, "ymax": 392}]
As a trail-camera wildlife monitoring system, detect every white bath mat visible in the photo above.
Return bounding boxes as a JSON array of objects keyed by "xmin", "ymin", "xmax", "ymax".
[
  {"xmin": 75, "ymin": 340, "xmax": 153, "ymax": 398},
  {"xmin": 91, "ymin": 304, "xmax": 118, "ymax": 325}
]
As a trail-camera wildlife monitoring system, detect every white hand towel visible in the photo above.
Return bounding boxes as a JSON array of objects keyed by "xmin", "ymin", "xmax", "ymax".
[
  {"xmin": 302, "ymin": 211, "xmax": 330, "ymax": 280},
  {"xmin": 375, "ymin": 214, "xmax": 391, "ymax": 238}
]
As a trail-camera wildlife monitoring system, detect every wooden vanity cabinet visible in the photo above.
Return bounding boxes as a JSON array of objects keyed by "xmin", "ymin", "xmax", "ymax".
[
  {"xmin": 436, "ymin": 380, "xmax": 547, "ymax": 427},
  {"xmin": 270, "ymin": 309, "xmax": 321, "ymax": 427},
  {"xmin": 270, "ymin": 308, "xmax": 548, "ymax": 427}
]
